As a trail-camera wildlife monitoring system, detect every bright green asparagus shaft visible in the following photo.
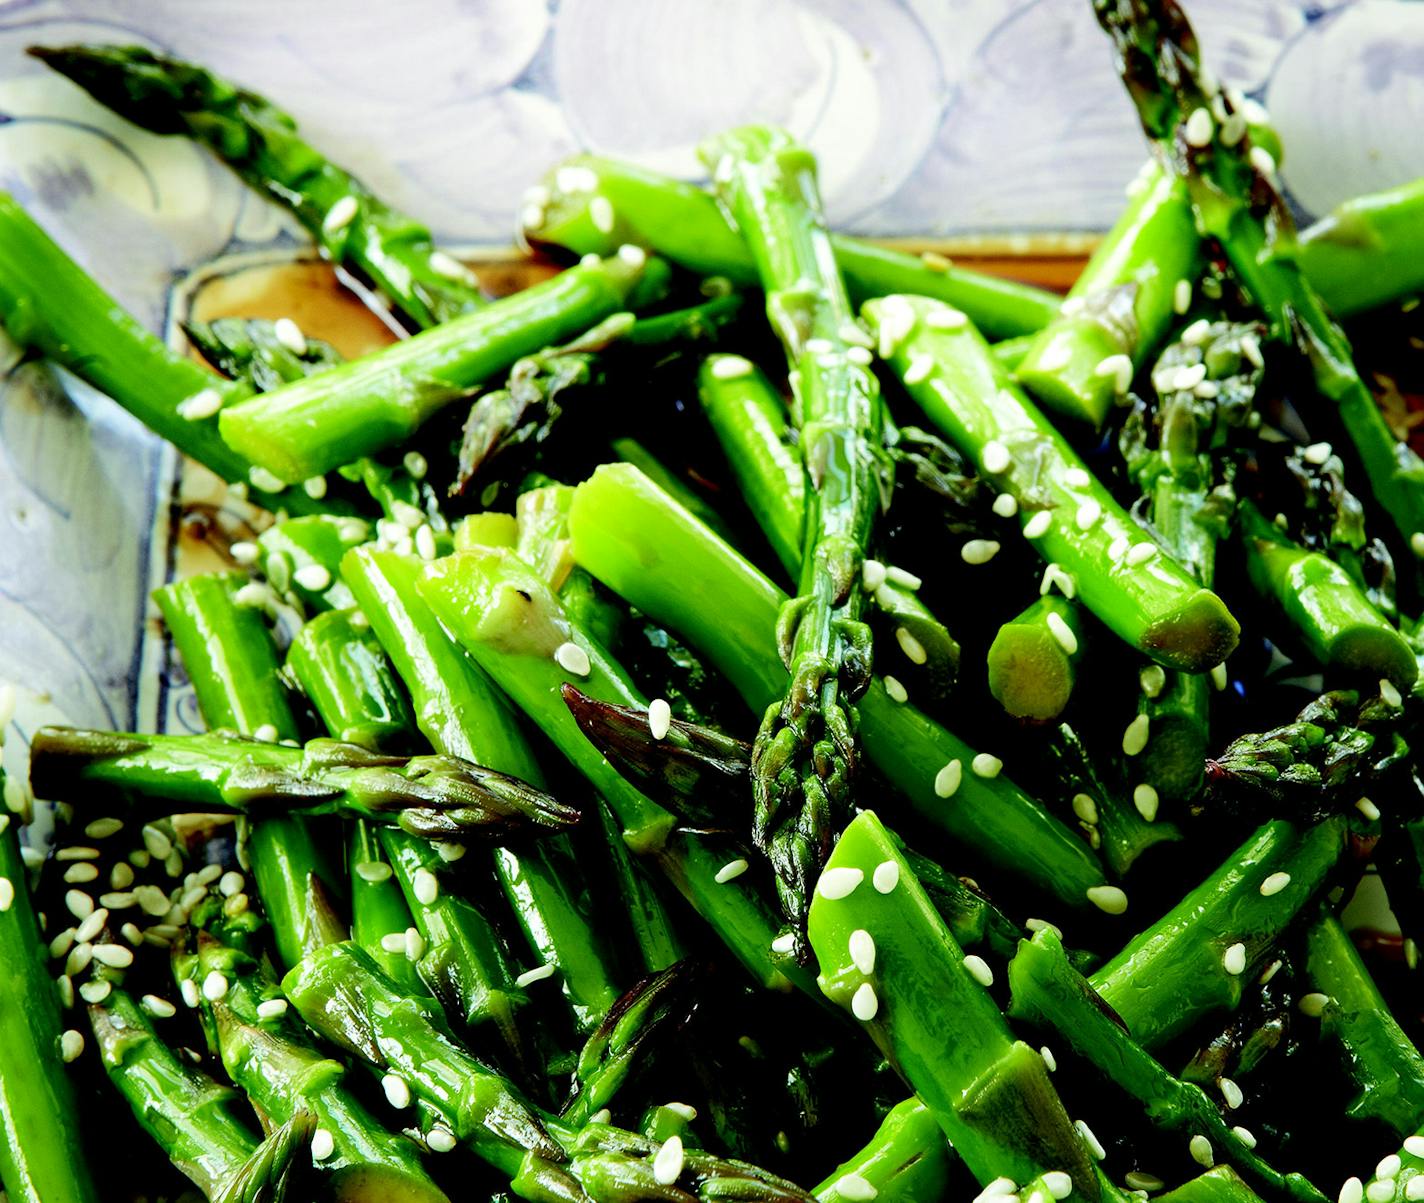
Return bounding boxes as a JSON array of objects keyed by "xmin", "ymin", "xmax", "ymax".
[
  {"xmin": 257, "ymin": 516, "xmax": 370, "ymax": 613},
  {"xmin": 526, "ymin": 154, "xmax": 1061, "ymax": 339},
  {"xmin": 1298, "ymin": 177, "xmax": 1424, "ymax": 317},
  {"xmin": 1158, "ymin": 1168, "xmax": 1269, "ymax": 1203},
  {"xmin": 700, "ymin": 125, "xmax": 886, "ymax": 949},
  {"xmin": 569, "ymin": 463, "xmax": 1111, "ymax": 914},
  {"xmin": 808, "ymin": 811, "xmax": 1096, "ymax": 1187},
  {"xmin": 1091, "ymin": 0, "xmax": 1424, "ymax": 553},
  {"xmin": 1305, "ymin": 909, "xmax": 1424, "ymax": 1138},
  {"xmin": 1016, "ymin": 163, "xmax": 1201, "ymax": 427},
  {"xmin": 29, "ymin": 726, "xmax": 579, "ymax": 838},
  {"xmin": 986, "ymin": 596, "xmax": 1084, "ymax": 721},
  {"xmin": 1090, "ymin": 817, "xmax": 1348, "ymax": 1047},
  {"xmin": 1239, "ymin": 500, "xmax": 1417, "ymax": 688},
  {"xmin": 348, "ymin": 818, "xmax": 425, "ymax": 993},
  {"xmin": 219, "ymin": 252, "xmax": 647, "ymax": 482},
  {"xmin": 153, "ymin": 572, "xmax": 340, "ymax": 971},
  {"xmin": 34, "ymin": 44, "xmax": 486, "ymax": 330},
  {"xmin": 866, "ymin": 293, "xmax": 1239, "ymax": 671},
  {"xmin": 0, "ymin": 771, "xmax": 100, "ymax": 1203},
  {"xmin": 812, "ymin": 1100, "xmax": 955, "ymax": 1203},
  {"xmin": 341, "ymin": 545, "xmax": 626, "ymax": 1035}
]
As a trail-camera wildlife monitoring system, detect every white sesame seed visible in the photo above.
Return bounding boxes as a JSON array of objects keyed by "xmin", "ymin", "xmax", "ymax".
[
  {"xmin": 1023, "ymin": 511, "xmax": 1052, "ymax": 540},
  {"xmin": 926, "ymin": 306, "xmax": 967, "ymax": 330},
  {"xmin": 411, "ymin": 523, "xmax": 437, "ymax": 562},
  {"xmin": 0, "ymin": 877, "xmax": 14, "ymax": 913},
  {"xmin": 556, "ymin": 165, "xmax": 599, "ymax": 194},
  {"xmin": 851, "ymin": 981, "xmax": 879, "ymax": 1021},
  {"xmin": 993, "ymin": 493, "xmax": 1018, "ymax": 518},
  {"xmin": 1381, "ymin": 678, "xmax": 1404, "ymax": 709},
  {"xmin": 840, "ymin": 320, "xmax": 874, "ymax": 348},
  {"xmin": 66, "ymin": 943, "xmax": 93, "ymax": 977},
  {"xmin": 1075, "ymin": 1119, "xmax": 1107, "ymax": 1160},
  {"xmin": 200, "ymin": 971, "xmax": 228, "ymax": 1003},
  {"xmin": 804, "ymin": 337, "xmax": 834, "ymax": 356},
  {"xmin": 92, "ymin": 942, "xmax": 134, "ymax": 969},
  {"xmin": 1379, "ymin": 1156, "xmax": 1404, "ymax": 1181},
  {"xmin": 1093, "ymin": 353, "xmax": 1133, "ymax": 396},
  {"xmin": 1173, "ymin": 279, "xmax": 1193, "ymax": 315},
  {"xmin": 895, "ymin": 627, "xmax": 928, "ymax": 665},
  {"xmin": 60, "ymin": 1028, "xmax": 85, "ymax": 1062},
  {"xmin": 872, "ymin": 861, "xmax": 900, "ymax": 894},
  {"xmin": 1063, "ymin": 467, "xmax": 1092, "ymax": 490},
  {"xmin": 175, "ymin": 978, "xmax": 200, "ymax": 1010},
  {"xmin": 961, "ymin": 539, "xmax": 1001, "ymax": 565},
  {"xmin": 653, "ymin": 1134, "xmax": 685, "ymax": 1185},
  {"xmin": 1218, "ymin": 1077, "xmax": 1244, "ymax": 1110},
  {"xmin": 972, "ymin": 753, "xmax": 1002, "ymax": 779},
  {"xmin": 380, "ymin": 1072, "xmax": 412, "ymax": 1109},
  {"xmin": 885, "ymin": 566, "xmax": 922, "ymax": 591},
  {"xmin": 1126, "ymin": 543, "xmax": 1158, "ymax": 566},
  {"xmin": 1070, "ymin": 794, "xmax": 1098, "ymax": 826},
  {"xmin": 1043, "ymin": 1172, "xmax": 1072, "ymax": 1200},
  {"xmin": 78, "ymin": 979, "xmax": 111, "ymax": 1004},
  {"xmin": 1409, "ymin": 1179, "xmax": 1424, "ymax": 1203},
  {"xmin": 1404, "ymin": 1134, "xmax": 1424, "ymax": 1157},
  {"xmin": 252, "ymin": 723, "xmax": 279, "ymax": 744},
  {"xmin": 426, "ymin": 1126, "xmax": 457, "ymax": 1153},
  {"xmin": 323, "ymin": 195, "xmax": 359, "ymax": 235},
  {"xmin": 589, "ymin": 195, "xmax": 615, "ymax": 234},
  {"xmin": 516, "ymin": 962, "xmax": 557, "ymax": 988},
  {"xmin": 835, "ymin": 1173, "xmax": 878, "ymax": 1201},
  {"xmin": 50, "ymin": 928, "xmax": 77, "ymax": 959},
  {"xmin": 430, "ymin": 250, "xmax": 475, "ymax": 283},
  {"xmin": 849, "ymin": 929, "xmax": 876, "ymax": 975},
  {"xmin": 66, "ymin": 890, "xmax": 95, "ymax": 921},
  {"xmin": 1040, "ymin": 1044, "xmax": 1058, "ymax": 1072},
  {"xmin": 647, "ymin": 698, "xmax": 673, "ymax": 741},
  {"xmin": 1250, "ymin": 146, "xmax": 1277, "ymax": 176},
  {"xmin": 1046, "ymin": 612, "xmax": 1078, "ymax": 656},
  {"xmin": 903, "ymin": 354, "xmax": 933, "ymax": 386},
  {"xmin": 963, "ymin": 954, "xmax": 994, "ymax": 987},
  {"xmin": 1087, "ymin": 885, "xmax": 1128, "ymax": 915},
  {"xmin": 819, "ymin": 867, "xmax": 865, "ymax": 900},
  {"xmin": 1339, "ymin": 1179, "xmax": 1365, "ymax": 1203},
  {"xmin": 141, "ymin": 825, "xmax": 173, "ymax": 860},
  {"xmin": 1139, "ymin": 665, "xmax": 1167, "ymax": 699},
  {"xmin": 982, "ymin": 440, "xmax": 1011, "ymax": 474},
  {"xmin": 1189, "ymin": 1134, "xmax": 1214, "ymax": 1167},
  {"xmin": 847, "ymin": 345, "xmax": 873, "ymax": 366},
  {"xmin": 405, "ymin": 928, "xmax": 426, "ymax": 961},
  {"xmin": 269, "ymin": 316, "xmax": 306, "ymax": 357},
  {"xmin": 882, "ymin": 676, "xmax": 908, "ymax": 703},
  {"xmin": 715, "ymin": 859, "xmax": 749, "ymax": 884},
  {"xmin": 1173, "ymin": 363, "xmax": 1207, "ymax": 392},
  {"xmin": 1185, "ymin": 108, "xmax": 1214, "ymax": 147},
  {"xmin": 412, "ymin": 868, "xmax": 439, "ymax": 906},
  {"xmin": 921, "ymin": 252, "xmax": 954, "ymax": 274},
  {"xmin": 232, "ymin": 582, "xmax": 270, "ymax": 609},
  {"xmin": 1133, "ymin": 783, "xmax": 1159, "ymax": 822},
  {"xmin": 1211, "ymin": 663, "xmax": 1229, "ymax": 691},
  {"xmin": 1367, "ymin": 1181, "xmax": 1396, "ymax": 1203},
  {"xmin": 248, "ymin": 466, "xmax": 287, "ymax": 494},
  {"xmin": 1074, "ymin": 500, "xmax": 1102, "ymax": 531},
  {"xmin": 1122, "ymin": 714, "xmax": 1150, "ymax": 757},
  {"xmin": 862, "ymin": 558, "xmax": 888, "ymax": 590},
  {"xmin": 1260, "ymin": 872, "xmax": 1291, "ymax": 897},
  {"xmin": 1223, "ymin": 942, "xmax": 1247, "ymax": 976},
  {"xmin": 56, "ymin": 976, "xmax": 74, "ymax": 1008},
  {"xmin": 770, "ymin": 932, "xmax": 797, "ymax": 955},
  {"xmin": 310, "ymin": 1127, "xmax": 336, "ymax": 1162},
  {"xmin": 1299, "ymin": 992, "xmax": 1331, "ymax": 1017},
  {"xmin": 934, "ymin": 760, "xmax": 962, "ymax": 798},
  {"xmin": 139, "ymin": 994, "xmax": 176, "ymax": 1020},
  {"xmin": 1300, "ymin": 440, "xmax": 1333, "ymax": 466},
  {"xmin": 293, "ymin": 564, "xmax": 331, "ymax": 592},
  {"xmin": 975, "ymin": 1178, "xmax": 1018, "ymax": 1202},
  {"xmin": 554, "ymin": 641, "xmax": 591, "ymax": 677},
  {"xmin": 381, "ymin": 933, "xmax": 406, "ymax": 953},
  {"xmin": 710, "ymin": 355, "xmax": 753, "ymax": 381},
  {"xmin": 178, "ymin": 388, "xmax": 224, "ymax": 421},
  {"xmin": 255, "ymin": 998, "xmax": 288, "ymax": 1021}
]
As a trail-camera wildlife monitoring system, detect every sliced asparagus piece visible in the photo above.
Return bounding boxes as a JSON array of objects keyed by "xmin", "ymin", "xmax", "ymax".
[
  {"xmin": 986, "ymin": 596, "xmax": 1085, "ymax": 722},
  {"xmin": 1297, "ymin": 176, "xmax": 1424, "ymax": 318}
]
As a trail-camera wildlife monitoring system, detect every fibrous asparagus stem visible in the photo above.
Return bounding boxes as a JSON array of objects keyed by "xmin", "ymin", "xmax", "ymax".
[
  {"xmin": 866, "ymin": 293, "xmax": 1239, "ymax": 672},
  {"xmin": 34, "ymin": 44, "xmax": 487, "ymax": 330}
]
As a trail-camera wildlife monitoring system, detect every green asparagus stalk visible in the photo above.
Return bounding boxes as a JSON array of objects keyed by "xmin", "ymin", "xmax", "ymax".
[
  {"xmin": 568, "ymin": 463, "xmax": 1113, "ymax": 915},
  {"xmin": 347, "ymin": 818, "xmax": 425, "ymax": 992},
  {"xmin": 0, "ymin": 769, "xmax": 100, "ymax": 1203},
  {"xmin": 866, "ymin": 293, "xmax": 1239, "ymax": 671},
  {"xmin": 284, "ymin": 941, "xmax": 815, "ymax": 1201},
  {"xmin": 1157, "ymin": 1168, "xmax": 1269, "ymax": 1203},
  {"xmin": 524, "ymin": 154, "xmax": 1061, "ymax": 339},
  {"xmin": 699, "ymin": 125, "xmax": 887, "ymax": 949},
  {"xmin": 34, "ymin": 44, "xmax": 486, "ymax": 329},
  {"xmin": 1297, "ymin": 177, "xmax": 1424, "ymax": 318},
  {"xmin": 807, "ymin": 810, "xmax": 1096, "ymax": 1187},
  {"xmin": 1091, "ymin": 0, "xmax": 1424, "ymax": 553},
  {"xmin": 1089, "ymin": 817, "xmax": 1348, "ymax": 1048},
  {"xmin": 1304, "ymin": 909, "xmax": 1424, "ymax": 1138},
  {"xmin": 257, "ymin": 516, "xmax": 371, "ymax": 613},
  {"xmin": 340, "ymin": 545, "xmax": 627, "ymax": 1033},
  {"xmin": 30, "ymin": 726, "xmax": 579, "ymax": 838},
  {"xmin": 1239, "ymin": 500, "xmax": 1417, "ymax": 687},
  {"xmin": 986, "ymin": 596, "xmax": 1085, "ymax": 721},
  {"xmin": 1007, "ymin": 928, "xmax": 1326, "ymax": 1202},
  {"xmin": 185, "ymin": 316, "xmax": 343, "ymax": 392},
  {"xmin": 217, "ymin": 251, "xmax": 648, "ymax": 483},
  {"xmin": 1016, "ymin": 163, "xmax": 1202, "ymax": 427},
  {"xmin": 611, "ymin": 437, "xmax": 738, "ymax": 548},
  {"xmin": 812, "ymin": 1099, "xmax": 955, "ymax": 1203},
  {"xmin": 89, "ymin": 987, "xmax": 306, "ymax": 1203},
  {"xmin": 153, "ymin": 572, "xmax": 341, "ymax": 970},
  {"xmin": 0, "ymin": 194, "xmax": 338, "ymax": 514}
]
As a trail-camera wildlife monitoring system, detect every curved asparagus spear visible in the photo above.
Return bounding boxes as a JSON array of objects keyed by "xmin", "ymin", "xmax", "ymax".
[
  {"xmin": 153, "ymin": 572, "xmax": 341, "ymax": 971},
  {"xmin": 1298, "ymin": 177, "xmax": 1424, "ymax": 318},
  {"xmin": 812, "ymin": 1099, "xmax": 955, "ymax": 1203},
  {"xmin": 217, "ymin": 251, "xmax": 648, "ymax": 483},
  {"xmin": 1239, "ymin": 500, "xmax": 1417, "ymax": 688},
  {"xmin": 568, "ymin": 463, "xmax": 1112, "ymax": 915},
  {"xmin": 0, "ymin": 769, "xmax": 100, "ymax": 1203},
  {"xmin": 986, "ymin": 596, "xmax": 1085, "ymax": 722},
  {"xmin": 808, "ymin": 810, "xmax": 1097, "ymax": 1187},
  {"xmin": 866, "ymin": 293, "xmax": 1239, "ymax": 671},
  {"xmin": 699, "ymin": 125, "xmax": 887, "ymax": 950},
  {"xmin": 1090, "ymin": 0, "xmax": 1424, "ymax": 553},
  {"xmin": 33, "ymin": 43, "xmax": 486, "ymax": 330},
  {"xmin": 1016, "ymin": 163, "xmax": 1201, "ymax": 427},
  {"xmin": 524, "ymin": 154, "xmax": 1061, "ymax": 339},
  {"xmin": 29, "ymin": 726, "xmax": 580, "ymax": 838}
]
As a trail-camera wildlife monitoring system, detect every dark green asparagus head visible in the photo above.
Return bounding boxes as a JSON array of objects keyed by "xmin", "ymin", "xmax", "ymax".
[
  {"xmin": 213, "ymin": 1109, "xmax": 316, "ymax": 1203},
  {"xmin": 185, "ymin": 317, "xmax": 343, "ymax": 393}
]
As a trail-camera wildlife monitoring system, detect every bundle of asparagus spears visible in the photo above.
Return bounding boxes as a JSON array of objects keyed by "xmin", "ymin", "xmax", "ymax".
[{"xmin": 3, "ymin": 4, "xmax": 1424, "ymax": 1200}]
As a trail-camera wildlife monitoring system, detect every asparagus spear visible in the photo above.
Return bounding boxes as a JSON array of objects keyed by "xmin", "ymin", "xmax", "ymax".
[
  {"xmin": 812, "ymin": 1099, "xmax": 955, "ymax": 1203},
  {"xmin": 285, "ymin": 940, "xmax": 815, "ymax": 1201},
  {"xmin": 1015, "ymin": 163, "xmax": 1202, "ymax": 427},
  {"xmin": 1007, "ymin": 927, "xmax": 1326, "ymax": 1202},
  {"xmin": 569, "ymin": 463, "xmax": 1113, "ymax": 914},
  {"xmin": 866, "ymin": 293, "xmax": 1240, "ymax": 671},
  {"xmin": 1090, "ymin": 0, "xmax": 1424, "ymax": 553},
  {"xmin": 699, "ymin": 125, "xmax": 887, "ymax": 949},
  {"xmin": 186, "ymin": 315, "xmax": 343, "ymax": 392},
  {"xmin": 30, "ymin": 726, "xmax": 580, "ymax": 838},
  {"xmin": 1089, "ymin": 817, "xmax": 1348, "ymax": 1048},
  {"xmin": 1239, "ymin": 500, "xmax": 1417, "ymax": 688},
  {"xmin": 153, "ymin": 572, "xmax": 342, "ymax": 970},
  {"xmin": 1304, "ymin": 909, "xmax": 1424, "ymax": 1138},
  {"xmin": 524, "ymin": 154, "xmax": 1061, "ymax": 339},
  {"xmin": 217, "ymin": 251, "xmax": 649, "ymax": 483},
  {"xmin": 1157, "ymin": 1167, "xmax": 1269, "ymax": 1203},
  {"xmin": 986, "ymin": 596, "xmax": 1085, "ymax": 722},
  {"xmin": 341, "ymin": 545, "xmax": 627, "ymax": 1034},
  {"xmin": 33, "ymin": 44, "xmax": 487, "ymax": 329},
  {"xmin": 256, "ymin": 516, "xmax": 371, "ymax": 613},
  {"xmin": 1297, "ymin": 177, "xmax": 1424, "ymax": 318},
  {"xmin": 807, "ymin": 810, "xmax": 1096, "ymax": 1187},
  {"xmin": 0, "ymin": 768, "xmax": 101, "ymax": 1203}
]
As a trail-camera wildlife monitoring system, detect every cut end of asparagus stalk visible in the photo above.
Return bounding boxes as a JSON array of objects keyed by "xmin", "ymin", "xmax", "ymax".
[
  {"xmin": 1139, "ymin": 587, "xmax": 1240, "ymax": 672},
  {"xmin": 987, "ymin": 599, "xmax": 1080, "ymax": 722}
]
